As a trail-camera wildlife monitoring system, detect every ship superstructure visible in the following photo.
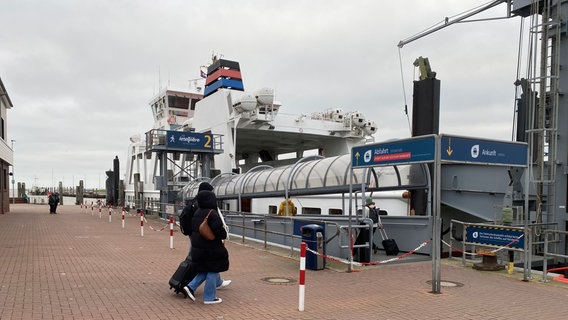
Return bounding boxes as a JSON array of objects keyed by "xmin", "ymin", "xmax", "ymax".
[{"xmin": 124, "ymin": 58, "xmax": 378, "ymax": 209}]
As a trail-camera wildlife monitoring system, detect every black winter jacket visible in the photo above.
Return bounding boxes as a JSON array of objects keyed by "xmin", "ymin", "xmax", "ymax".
[{"xmin": 190, "ymin": 190, "xmax": 229, "ymax": 273}]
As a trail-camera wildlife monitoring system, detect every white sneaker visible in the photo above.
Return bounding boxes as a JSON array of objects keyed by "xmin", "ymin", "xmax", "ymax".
[
  {"xmin": 182, "ymin": 286, "xmax": 195, "ymax": 302},
  {"xmin": 204, "ymin": 298, "xmax": 222, "ymax": 304},
  {"xmin": 217, "ymin": 280, "xmax": 231, "ymax": 289}
]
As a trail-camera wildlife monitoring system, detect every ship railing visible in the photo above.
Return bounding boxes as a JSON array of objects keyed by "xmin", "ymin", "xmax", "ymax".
[
  {"xmin": 449, "ymin": 219, "xmax": 563, "ymax": 281},
  {"xmin": 541, "ymin": 229, "xmax": 568, "ymax": 282},
  {"xmin": 222, "ymin": 210, "xmax": 342, "ymax": 257}
]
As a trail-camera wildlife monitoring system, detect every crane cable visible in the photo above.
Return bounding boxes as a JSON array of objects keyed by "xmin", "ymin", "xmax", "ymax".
[
  {"xmin": 397, "ymin": 47, "xmax": 412, "ymax": 135},
  {"xmin": 511, "ymin": 17, "xmax": 525, "ymax": 141}
]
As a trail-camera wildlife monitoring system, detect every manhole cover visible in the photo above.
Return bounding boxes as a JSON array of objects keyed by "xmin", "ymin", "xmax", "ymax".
[
  {"xmin": 261, "ymin": 277, "xmax": 296, "ymax": 285},
  {"xmin": 426, "ymin": 280, "xmax": 464, "ymax": 288}
]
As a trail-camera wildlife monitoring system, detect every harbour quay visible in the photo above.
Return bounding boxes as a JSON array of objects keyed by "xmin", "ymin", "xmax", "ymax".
[{"xmin": 1, "ymin": 204, "xmax": 567, "ymax": 320}]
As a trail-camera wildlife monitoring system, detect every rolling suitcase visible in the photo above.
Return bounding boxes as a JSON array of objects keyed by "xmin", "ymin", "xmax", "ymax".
[
  {"xmin": 168, "ymin": 255, "xmax": 197, "ymax": 297},
  {"xmin": 377, "ymin": 217, "xmax": 399, "ymax": 256}
]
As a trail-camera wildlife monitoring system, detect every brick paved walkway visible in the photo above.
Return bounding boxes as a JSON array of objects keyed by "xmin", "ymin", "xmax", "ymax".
[{"xmin": 1, "ymin": 204, "xmax": 567, "ymax": 319}]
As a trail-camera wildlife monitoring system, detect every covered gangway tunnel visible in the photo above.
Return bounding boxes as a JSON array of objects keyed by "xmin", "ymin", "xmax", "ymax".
[{"xmin": 180, "ymin": 154, "xmax": 430, "ymax": 210}]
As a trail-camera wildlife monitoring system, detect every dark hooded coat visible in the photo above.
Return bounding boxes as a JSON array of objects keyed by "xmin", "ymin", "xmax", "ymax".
[
  {"xmin": 190, "ymin": 190, "xmax": 229, "ymax": 273},
  {"xmin": 180, "ymin": 182, "xmax": 214, "ymax": 236}
]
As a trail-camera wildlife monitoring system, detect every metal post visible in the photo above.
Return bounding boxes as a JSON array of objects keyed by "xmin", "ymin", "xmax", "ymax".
[
  {"xmin": 159, "ymin": 151, "xmax": 168, "ymax": 217},
  {"xmin": 432, "ymin": 135, "xmax": 442, "ymax": 293},
  {"xmin": 347, "ymin": 163, "xmax": 354, "ymax": 273},
  {"xmin": 11, "ymin": 140, "xmax": 15, "ymax": 204},
  {"xmin": 542, "ymin": 230, "xmax": 549, "ymax": 282}
]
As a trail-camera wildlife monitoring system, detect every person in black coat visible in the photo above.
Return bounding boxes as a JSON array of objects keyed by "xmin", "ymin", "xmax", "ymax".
[
  {"xmin": 179, "ymin": 182, "xmax": 231, "ymax": 296},
  {"xmin": 183, "ymin": 190, "xmax": 229, "ymax": 304},
  {"xmin": 48, "ymin": 192, "xmax": 56, "ymax": 214}
]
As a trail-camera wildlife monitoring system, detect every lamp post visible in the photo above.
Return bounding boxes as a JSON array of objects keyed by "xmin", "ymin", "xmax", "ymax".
[{"xmin": 11, "ymin": 140, "xmax": 15, "ymax": 204}]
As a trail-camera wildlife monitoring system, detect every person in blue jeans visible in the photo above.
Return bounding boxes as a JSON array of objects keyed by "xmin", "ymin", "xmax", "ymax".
[
  {"xmin": 183, "ymin": 190, "xmax": 229, "ymax": 304},
  {"xmin": 181, "ymin": 182, "xmax": 231, "ymax": 297}
]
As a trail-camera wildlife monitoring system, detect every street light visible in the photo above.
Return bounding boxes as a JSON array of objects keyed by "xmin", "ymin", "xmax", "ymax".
[{"xmin": 11, "ymin": 140, "xmax": 15, "ymax": 204}]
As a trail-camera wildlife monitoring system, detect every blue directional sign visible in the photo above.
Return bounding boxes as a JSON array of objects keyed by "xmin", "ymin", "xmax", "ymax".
[
  {"xmin": 465, "ymin": 224, "xmax": 525, "ymax": 249},
  {"xmin": 351, "ymin": 135, "xmax": 436, "ymax": 168},
  {"xmin": 440, "ymin": 135, "xmax": 527, "ymax": 166},
  {"xmin": 166, "ymin": 131, "xmax": 214, "ymax": 151}
]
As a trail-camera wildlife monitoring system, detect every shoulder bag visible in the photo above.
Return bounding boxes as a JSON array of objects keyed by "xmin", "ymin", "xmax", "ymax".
[{"xmin": 198, "ymin": 209, "xmax": 215, "ymax": 240}]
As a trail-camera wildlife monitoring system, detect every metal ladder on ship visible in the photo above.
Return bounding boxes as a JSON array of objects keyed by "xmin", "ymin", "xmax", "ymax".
[{"xmin": 525, "ymin": 0, "xmax": 562, "ymax": 254}]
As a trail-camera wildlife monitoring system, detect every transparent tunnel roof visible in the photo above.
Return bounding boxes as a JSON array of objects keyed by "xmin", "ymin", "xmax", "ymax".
[{"xmin": 180, "ymin": 154, "xmax": 430, "ymax": 200}]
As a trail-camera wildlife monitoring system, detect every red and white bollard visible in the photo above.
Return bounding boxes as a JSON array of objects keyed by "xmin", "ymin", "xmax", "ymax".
[
  {"xmin": 108, "ymin": 207, "xmax": 112, "ymax": 223},
  {"xmin": 140, "ymin": 210, "xmax": 144, "ymax": 237},
  {"xmin": 121, "ymin": 208, "xmax": 125, "ymax": 229},
  {"xmin": 299, "ymin": 242, "xmax": 306, "ymax": 311},
  {"xmin": 169, "ymin": 216, "xmax": 174, "ymax": 249},
  {"xmin": 99, "ymin": 208, "xmax": 102, "ymax": 219}
]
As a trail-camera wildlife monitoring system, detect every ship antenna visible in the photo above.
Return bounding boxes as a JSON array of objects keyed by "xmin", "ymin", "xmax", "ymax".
[{"xmin": 158, "ymin": 65, "xmax": 161, "ymax": 91}]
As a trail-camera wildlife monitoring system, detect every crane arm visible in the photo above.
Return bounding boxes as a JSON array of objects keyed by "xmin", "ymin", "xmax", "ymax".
[{"xmin": 398, "ymin": 0, "xmax": 510, "ymax": 48}]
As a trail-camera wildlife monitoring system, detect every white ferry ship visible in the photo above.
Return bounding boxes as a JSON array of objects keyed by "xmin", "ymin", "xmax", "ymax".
[{"xmin": 123, "ymin": 57, "xmax": 410, "ymax": 215}]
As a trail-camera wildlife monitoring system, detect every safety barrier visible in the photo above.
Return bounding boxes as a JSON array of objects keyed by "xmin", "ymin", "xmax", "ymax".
[
  {"xmin": 542, "ymin": 229, "xmax": 568, "ymax": 283},
  {"xmin": 77, "ymin": 202, "xmax": 180, "ymax": 250},
  {"xmin": 304, "ymin": 237, "xmax": 431, "ymax": 267},
  {"xmin": 449, "ymin": 219, "xmax": 538, "ymax": 280},
  {"xmin": 298, "ymin": 242, "xmax": 306, "ymax": 312},
  {"xmin": 75, "ymin": 204, "xmax": 451, "ymax": 272}
]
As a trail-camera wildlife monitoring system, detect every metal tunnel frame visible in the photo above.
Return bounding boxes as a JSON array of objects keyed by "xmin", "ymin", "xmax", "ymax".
[{"xmin": 180, "ymin": 154, "xmax": 430, "ymax": 206}]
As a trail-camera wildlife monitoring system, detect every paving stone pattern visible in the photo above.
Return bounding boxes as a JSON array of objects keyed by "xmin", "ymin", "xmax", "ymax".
[{"xmin": 1, "ymin": 204, "xmax": 567, "ymax": 319}]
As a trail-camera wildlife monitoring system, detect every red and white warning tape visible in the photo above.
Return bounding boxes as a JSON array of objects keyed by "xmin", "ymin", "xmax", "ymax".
[
  {"xmin": 142, "ymin": 216, "xmax": 170, "ymax": 232},
  {"xmin": 304, "ymin": 238, "xmax": 432, "ymax": 267}
]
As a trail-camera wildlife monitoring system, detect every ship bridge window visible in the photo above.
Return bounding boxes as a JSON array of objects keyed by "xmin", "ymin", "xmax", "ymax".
[
  {"xmin": 302, "ymin": 207, "xmax": 321, "ymax": 215},
  {"xmin": 303, "ymin": 149, "xmax": 319, "ymax": 157},
  {"xmin": 278, "ymin": 152, "xmax": 297, "ymax": 160},
  {"xmin": 268, "ymin": 205, "xmax": 277, "ymax": 214},
  {"xmin": 328, "ymin": 208, "xmax": 342, "ymax": 215},
  {"xmin": 168, "ymin": 96, "xmax": 190, "ymax": 109},
  {"xmin": 190, "ymin": 99, "xmax": 198, "ymax": 111}
]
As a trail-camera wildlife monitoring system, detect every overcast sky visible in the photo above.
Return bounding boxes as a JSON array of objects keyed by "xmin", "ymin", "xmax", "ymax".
[{"xmin": 1, "ymin": 0, "xmax": 524, "ymax": 190}]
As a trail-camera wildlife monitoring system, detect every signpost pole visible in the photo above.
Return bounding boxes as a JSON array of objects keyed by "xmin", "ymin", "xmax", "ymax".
[{"xmin": 432, "ymin": 135, "xmax": 442, "ymax": 293}]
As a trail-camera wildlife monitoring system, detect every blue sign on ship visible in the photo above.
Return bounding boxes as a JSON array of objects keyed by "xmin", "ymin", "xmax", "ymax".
[
  {"xmin": 465, "ymin": 225, "xmax": 524, "ymax": 249},
  {"xmin": 166, "ymin": 131, "xmax": 214, "ymax": 151},
  {"xmin": 440, "ymin": 135, "xmax": 527, "ymax": 166},
  {"xmin": 351, "ymin": 135, "xmax": 436, "ymax": 168}
]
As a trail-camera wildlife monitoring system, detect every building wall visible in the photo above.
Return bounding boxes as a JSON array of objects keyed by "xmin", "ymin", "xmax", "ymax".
[
  {"xmin": 0, "ymin": 77, "xmax": 14, "ymax": 214},
  {"xmin": 0, "ymin": 160, "xmax": 9, "ymax": 213}
]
